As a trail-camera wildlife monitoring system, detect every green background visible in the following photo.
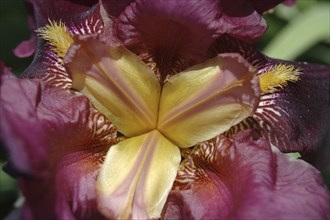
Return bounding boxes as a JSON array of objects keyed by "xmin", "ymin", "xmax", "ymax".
[{"xmin": 0, "ymin": 0, "xmax": 329, "ymax": 218}]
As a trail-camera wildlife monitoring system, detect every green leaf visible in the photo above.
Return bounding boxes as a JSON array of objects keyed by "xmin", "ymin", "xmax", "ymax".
[{"xmin": 263, "ymin": 2, "xmax": 330, "ymax": 60}]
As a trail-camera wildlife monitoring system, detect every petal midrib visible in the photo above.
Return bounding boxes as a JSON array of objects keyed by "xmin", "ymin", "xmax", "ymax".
[
  {"xmin": 158, "ymin": 78, "xmax": 246, "ymax": 129},
  {"xmin": 83, "ymin": 45, "xmax": 157, "ymax": 129}
]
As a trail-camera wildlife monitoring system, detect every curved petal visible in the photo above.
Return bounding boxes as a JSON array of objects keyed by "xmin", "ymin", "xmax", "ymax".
[
  {"xmin": 163, "ymin": 131, "xmax": 330, "ymax": 219},
  {"xmin": 114, "ymin": 0, "xmax": 221, "ymax": 78},
  {"xmin": 158, "ymin": 53, "xmax": 260, "ymax": 147},
  {"xmin": 214, "ymin": 36, "xmax": 330, "ymax": 152},
  {"xmin": 253, "ymin": 61, "xmax": 330, "ymax": 152},
  {"xmin": 113, "ymin": 0, "xmax": 277, "ymax": 77},
  {"xmin": 0, "ymin": 71, "xmax": 116, "ymax": 219},
  {"xmin": 65, "ymin": 39, "xmax": 161, "ymax": 137},
  {"xmin": 96, "ymin": 130, "xmax": 181, "ymax": 219}
]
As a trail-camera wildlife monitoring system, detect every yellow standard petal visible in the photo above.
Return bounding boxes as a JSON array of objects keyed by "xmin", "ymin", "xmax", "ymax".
[
  {"xmin": 157, "ymin": 53, "xmax": 260, "ymax": 148},
  {"xmin": 65, "ymin": 40, "xmax": 161, "ymax": 137},
  {"xmin": 96, "ymin": 130, "xmax": 181, "ymax": 219}
]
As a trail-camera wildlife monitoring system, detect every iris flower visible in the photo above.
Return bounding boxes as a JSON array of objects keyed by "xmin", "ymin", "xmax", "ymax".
[{"xmin": 1, "ymin": 0, "xmax": 329, "ymax": 219}]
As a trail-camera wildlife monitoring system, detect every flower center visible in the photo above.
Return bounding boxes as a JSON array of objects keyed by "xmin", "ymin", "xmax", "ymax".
[
  {"xmin": 63, "ymin": 38, "xmax": 259, "ymax": 219},
  {"xmin": 37, "ymin": 20, "xmax": 301, "ymax": 219}
]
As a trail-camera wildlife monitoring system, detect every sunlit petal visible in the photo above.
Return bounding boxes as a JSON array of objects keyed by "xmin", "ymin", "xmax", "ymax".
[
  {"xmin": 96, "ymin": 130, "xmax": 181, "ymax": 219},
  {"xmin": 158, "ymin": 53, "xmax": 260, "ymax": 147},
  {"xmin": 65, "ymin": 39, "xmax": 161, "ymax": 137}
]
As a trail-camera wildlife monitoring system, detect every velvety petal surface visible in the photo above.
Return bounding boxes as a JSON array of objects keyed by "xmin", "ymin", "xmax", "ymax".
[
  {"xmin": 114, "ymin": 0, "xmax": 221, "ymax": 77},
  {"xmin": 113, "ymin": 0, "xmax": 279, "ymax": 76},
  {"xmin": 1, "ymin": 71, "xmax": 116, "ymax": 219},
  {"xmin": 163, "ymin": 130, "xmax": 330, "ymax": 219},
  {"xmin": 158, "ymin": 53, "xmax": 260, "ymax": 147},
  {"xmin": 65, "ymin": 39, "xmax": 161, "ymax": 137},
  {"xmin": 253, "ymin": 61, "xmax": 330, "ymax": 152},
  {"xmin": 97, "ymin": 130, "xmax": 181, "ymax": 219},
  {"xmin": 214, "ymin": 36, "xmax": 330, "ymax": 152}
]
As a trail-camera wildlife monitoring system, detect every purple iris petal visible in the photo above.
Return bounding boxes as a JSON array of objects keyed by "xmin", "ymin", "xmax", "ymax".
[
  {"xmin": 163, "ymin": 130, "xmax": 330, "ymax": 219},
  {"xmin": 113, "ymin": 0, "xmax": 285, "ymax": 78},
  {"xmin": 1, "ymin": 69, "xmax": 116, "ymax": 219},
  {"xmin": 214, "ymin": 36, "xmax": 330, "ymax": 152}
]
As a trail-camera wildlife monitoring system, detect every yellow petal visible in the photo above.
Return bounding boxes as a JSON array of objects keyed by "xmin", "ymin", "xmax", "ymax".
[
  {"xmin": 65, "ymin": 40, "xmax": 160, "ymax": 137},
  {"xmin": 96, "ymin": 130, "xmax": 181, "ymax": 219},
  {"xmin": 157, "ymin": 54, "xmax": 260, "ymax": 147}
]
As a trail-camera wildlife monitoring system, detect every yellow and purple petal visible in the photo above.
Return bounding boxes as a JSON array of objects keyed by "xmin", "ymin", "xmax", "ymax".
[
  {"xmin": 65, "ymin": 39, "xmax": 161, "ymax": 136},
  {"xmin": 158, "ymin": 53, "xmax": 260, "ymax": 147},
  {"xmin": 97, "ymin": 130, "xmax": 181, "ymax": 219}
]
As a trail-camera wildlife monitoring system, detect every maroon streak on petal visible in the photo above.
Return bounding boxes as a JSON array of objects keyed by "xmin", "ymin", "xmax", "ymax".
[
  {"xmin": 213, "ymin": 36, "xmax": 330, "ymax": 152},
  {"xmin": 22, "ymin": 2, "xmax": 109, "ymax": 90},
  {"xmin": 0, "ymin": 71, "xmax": 116, "ymax": 219},
  {"xmin": 254, "ymin": 61, "xmax": 330, "ymax": 152},
  {"xmin": 163, "ymin": 131, "xmax": 330, "ymax": 220}
]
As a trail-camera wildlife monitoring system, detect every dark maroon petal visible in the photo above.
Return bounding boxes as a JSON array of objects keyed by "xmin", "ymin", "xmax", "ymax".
[
  {"xmin": 254, "ymin": 61, "xmax": 330, "ymax": 152},
  {"xmin": 20, "ymin": 150, "xmax": 107, "ymax": 220},
  {"xmin": 113, "ymin": 0, "xmax": 276, "ymax": 74},
  {"xmin": 163, "ymin": 131, "xmax": 330, "ymax": 219},
  {"xmin": 214, "ymin": 36, "xmax": 330, "ymax": 152},
  {"xmin": 114, "ymin": 0, "xmax": 221, "ymax": 77},
  {"xmin": 1, "ymin": 71, "xmax": 117, "ymax": 219}
]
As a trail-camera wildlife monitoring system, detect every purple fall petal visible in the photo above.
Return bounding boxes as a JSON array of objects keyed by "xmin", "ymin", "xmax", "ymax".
[
  {"xmin": 214, "ymin": 36, "xmax": 330, "ymax": 152},
  {"xmin": 1, "ymin": 70, "xmax": 116, "ymax": 219},
  {"xmin": 163, "ymin": 130, "xmax": 330, "ymax": 219},
  {"xmin": 20, "ymin": 150, "xmax": 108, "ymax": 220},
  {"xmin": 254, "ymin": 61, "xmax": 330, "ymax": 152}
]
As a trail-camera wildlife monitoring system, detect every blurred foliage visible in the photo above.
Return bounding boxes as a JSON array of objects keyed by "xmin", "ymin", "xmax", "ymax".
[{"xmin": 0, "ymin": 0, "xmax": 329, "ymax": 219}]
